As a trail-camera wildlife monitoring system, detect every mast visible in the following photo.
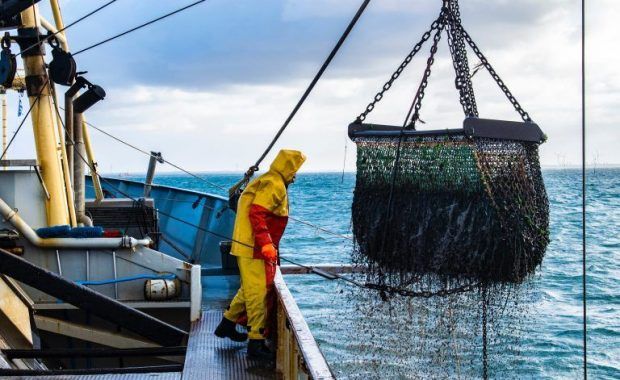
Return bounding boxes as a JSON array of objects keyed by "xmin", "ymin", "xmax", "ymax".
[
  {"xmin": 49, "ymin": 0, "xmax": 104, "ymax": 208},
  {"xmin": 18, "ymin": 4, "xmax": 70, "ymax": 226}
]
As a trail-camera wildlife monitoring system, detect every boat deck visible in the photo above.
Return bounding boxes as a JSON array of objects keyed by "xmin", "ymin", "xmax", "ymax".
[
  {"xmin": 182, "ymin": 310, "xmax": 274, "ymax": 380},
  {"xmin": 7, "ymin": 309, "xmax": 274, "ymax": 380},
  {"xmin": 3, "ymin": 270, "xmax": 333, "ymax": 379},
  {"xmin": 11, "ymin": 374, "xmax": 181, "ymax": 380}
]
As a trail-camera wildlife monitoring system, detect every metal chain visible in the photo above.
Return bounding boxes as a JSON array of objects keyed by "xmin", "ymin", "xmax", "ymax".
[
  {"xmin": 458, "ymin": 25, "xmax": 533, "ymax": 123},
  {"xmin": 365, "ymin": 280, "xmax": 480, "ymax": 299},
  {"xmin": 408, "ymin": 15, "xmax": 445, "ymax": 128},
  {"xmin": 378, "ymin": 14, "xmax": 446, "ymax": 257},
  {"xmin": 446, "ymin": 0, "xmax": 478, "ymax": 117},
  {"xmin": 356, "ymin": 17, "xmax": 443, "ymax": 122}
]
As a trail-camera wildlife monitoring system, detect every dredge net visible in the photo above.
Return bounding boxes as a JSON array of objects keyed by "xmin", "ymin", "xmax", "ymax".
[
  {"xmin": 351, "ymin": 133, "xmax": 549, "ymax": 291},
  {"xmin": 340, "ymin": 279, "xmax": 538, "ymax": 379},
  {"xmin": 344, "ymin": 1, "xmax": 549, "ymax": 377},
  {"xmin": 348, "ymin": 132, "xmax": 549, "ymax": 378}
]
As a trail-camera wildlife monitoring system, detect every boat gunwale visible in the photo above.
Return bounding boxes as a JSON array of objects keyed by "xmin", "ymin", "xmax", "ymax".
[
  {"xmin": 87, "ymin": 175, "xmax": 228, "ymax": 202},
  {"xmin": 274, "ymin": 267, "xmax": 334, "ymax": 379}
]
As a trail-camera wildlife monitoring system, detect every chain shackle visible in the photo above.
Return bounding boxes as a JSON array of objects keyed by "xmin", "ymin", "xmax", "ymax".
[{"xmin": 1, "ymin": 33, "xmax": 11, "ymax": 50}]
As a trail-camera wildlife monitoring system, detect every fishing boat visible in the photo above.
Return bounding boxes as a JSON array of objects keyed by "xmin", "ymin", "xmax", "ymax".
[
  {"xmin": 0, "ymin": 0, "xmax": 595, "ymax": 378},
  {"xmin": 0, "ymin": 0, "xmax": 335, "ymax": 378}
]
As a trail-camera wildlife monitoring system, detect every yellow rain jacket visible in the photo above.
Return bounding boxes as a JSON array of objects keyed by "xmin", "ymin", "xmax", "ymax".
[
  {"xmin": 230, "ymin": 149, "xmax": 306, "ymax": 258},
  {"xmin": 224, "ymin": 149, "xmax": 306, "ymax": 339}
]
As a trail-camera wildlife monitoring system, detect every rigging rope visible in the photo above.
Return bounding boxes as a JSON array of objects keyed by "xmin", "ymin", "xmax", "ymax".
[
  {"xmin": 16, "ymin": 0, "xmax": 119, "ymax": 57},
  {"xmin": 73, "ymin": 0, "xmax": 207, "ymax": 56},
  {"xmin": 53, "ymin": 95, "xmax": 464, "ymax": 298},
  {"xmin": 78, "ymin": 114, "xmax": 353, "ymax": 241},
  {"xmin": 229, "ymin": 0, "xmax": 372, "ymax": 198},
  {"xmin": 581, "ymin": 0, "xmax": 587, "ymax": 377},
  {"xmin": 75, "ymin": 115, "xmax": 224, "ymax": 190},
  {"xmin": 0, "ymin": 82, "xmax": 46, "ymax": 161}
]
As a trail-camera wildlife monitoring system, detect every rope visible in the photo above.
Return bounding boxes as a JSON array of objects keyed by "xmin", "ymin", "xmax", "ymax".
[
  {"xmin": 16, "ymin": 0, "xmax": 119, "ymax": 57},
  {"xmin": 79, "ymin": 116, "xmax": 226, "ymax": 192},
  {"xmin": 0, "ymin": 83, "xmax": 45, "ymax": 161},
  {"xmin": 56, "ymin": 94, "xmax": 474, "ymax": 300},
  {"xmin": 54, "ymin": 93, "xmax": 419, "ymax": 297},
  {"xmin": 73, "ymin": 0, "xmax": 207, "ymax": 56},
  {"xmin": 581, "ymin": 0, "xmax": 587, "ymax": 377},
  {"xmin": 246, "ymin": 0, "xmax": 371, "ymax": 174},
  {"xmin": 51, "ymin": 95, "xmax": 236, "ymax": 244},
  {"xmin": 77, "ymin": 273, "xmax": 175, "ymax": 286},
  {"xmin": 81, "ymin": 116, "xmax": 353, "ymax": 241}
]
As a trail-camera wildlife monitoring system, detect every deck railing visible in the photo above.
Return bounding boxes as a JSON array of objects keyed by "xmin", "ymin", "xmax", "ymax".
[{"xmin": 274, "ymin": 267, "xmax": 334, "ymax": 380}]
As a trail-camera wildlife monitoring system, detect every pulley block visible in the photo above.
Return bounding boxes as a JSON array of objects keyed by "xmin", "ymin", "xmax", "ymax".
[
  {"xmin": 49, "ymin": 43, "xmax": 76, "ymax": 86},
  {"xmin": 0, "ymin": 38, "xmax": 16, "ymax": 88}
]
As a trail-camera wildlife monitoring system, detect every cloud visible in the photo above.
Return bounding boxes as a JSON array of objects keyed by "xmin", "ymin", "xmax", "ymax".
[{"xmin": 3, "ymin": 0, "xmax": 618, "ymax": 175}]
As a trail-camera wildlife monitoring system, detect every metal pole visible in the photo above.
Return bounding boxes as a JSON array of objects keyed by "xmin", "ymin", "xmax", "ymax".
[
  {"xmin": 49, "ymin": 0, "xmax": 104, "ymax": 202},
  {"xmin": 144, "ymin": 152, "xmax": 162, "ymax": 198},
  {"xmin": 65, "ymin": 91, "xmax": 74, "ymax": 185},
  {"xmin": 581, "ymin": 0, "xmax": 587, "ymax": 377},
  {"xmin": 50, "ymin": 82, "xmax": 77, "ymax": 226},
  {"xmin": 1, "ymin": 92, "xmax": 6, "ymax": 167},
  {"xmin": 73, "ymin": 111, "xmax": 91, "ymax": 226},
  {"xmin": 82, "ymin": 119, "xmax": 104, "ymax": 202},
  {"xmin": 43, "ymin": 3, "xmax": 77, "ymax": 225},
  {"xmin": 19, "ymin": 5, "xmax": 70, "ymax": 226}
]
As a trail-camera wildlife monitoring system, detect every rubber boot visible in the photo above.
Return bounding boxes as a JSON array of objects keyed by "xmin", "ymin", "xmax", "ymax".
[
  {"xmin": 247, "ymin": 339, "xmax": 274, "ymax": 361},
  {"xmin": 214, "ymin": 317, "xmax": 248, "ymax": 342}
]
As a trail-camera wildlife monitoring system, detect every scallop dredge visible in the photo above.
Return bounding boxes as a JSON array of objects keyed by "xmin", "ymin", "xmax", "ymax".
[{"xmin": 349, "ymin": 1, "xmax": 550, "ymax": 294}]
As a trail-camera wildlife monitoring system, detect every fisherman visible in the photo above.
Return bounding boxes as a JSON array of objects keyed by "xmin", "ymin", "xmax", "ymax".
[{"xmin": 214, "ymin": 149, "xmax": 306, "ymax": 360}]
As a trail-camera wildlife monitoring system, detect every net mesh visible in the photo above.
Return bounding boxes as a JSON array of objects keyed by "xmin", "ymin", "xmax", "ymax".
[{"xmin": 351, "ymin": 132, "xmax": 549, "ymax": 289}]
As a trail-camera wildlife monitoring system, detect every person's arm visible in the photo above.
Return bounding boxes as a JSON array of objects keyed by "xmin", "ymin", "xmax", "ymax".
[
  {"xmin": 249, "ymin": 204, "xmax": 277, "ymax": 261},
  {"xmin": 249, "ymin": 204, "xmax": 273, "ymax": 248},
  {"xmin": 249, "ymin": 180, "xmax": 285, "ymax": 261}
]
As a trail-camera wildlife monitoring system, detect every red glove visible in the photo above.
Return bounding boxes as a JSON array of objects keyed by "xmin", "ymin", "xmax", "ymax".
[{"xmin": 261, "ymin": 244, "xmax": 277, "ymax": 262}]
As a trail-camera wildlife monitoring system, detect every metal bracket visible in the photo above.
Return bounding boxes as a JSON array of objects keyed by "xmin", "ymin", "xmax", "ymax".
[
  {"xmin": 0, "ymin": 229, "xmax": 18, "ymax": 240},
  {"xmin": 348, "ymin": 118, "xmax": 545, "ymax": 143},
  {"xmin": 14, "ymin": 27, "xmax": 44, "ymax": 56},
  {"xmin": 25, "ymin": 74, "xmax": 49, "ymax": 97},
  {"xmin": 33, "ymin": 165, "xmax": 50, "ymax": 200},
  {"xmin": 0, "ymin": 1, "xmax": 43, "ymax": 29}
]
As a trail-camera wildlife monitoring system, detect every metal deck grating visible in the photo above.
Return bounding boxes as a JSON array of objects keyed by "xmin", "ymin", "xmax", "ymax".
[
  {"xmin": 4, "ymin": 310, "xmax": 275, "ymax": 379},
  {"xmin": 8, "ymin": 373, "xmax": 181, "ymax": 380},
  {"xmin": 181, "ymin": 310, "xmax": 274, "ymax": 380}
]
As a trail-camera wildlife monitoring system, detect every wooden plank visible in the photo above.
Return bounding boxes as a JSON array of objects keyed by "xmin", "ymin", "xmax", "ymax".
[
  {"xmin": 0, "ymin": 277, "xmax": 32, "ymax": 345},
  {"xmin": 34, "ymin": 316, "xmax": 184, "ymax": 364}
]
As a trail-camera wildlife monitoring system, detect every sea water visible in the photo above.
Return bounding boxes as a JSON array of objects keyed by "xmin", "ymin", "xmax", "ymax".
[{"xmin": 150, "ymin": 169, "xmax": 618, "ymax": 379}]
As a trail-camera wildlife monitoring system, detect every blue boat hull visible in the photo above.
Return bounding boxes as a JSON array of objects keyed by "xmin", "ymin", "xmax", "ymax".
[{"xmin": 86, "ymin": 176, "xmax": 236, "ymax": 270}]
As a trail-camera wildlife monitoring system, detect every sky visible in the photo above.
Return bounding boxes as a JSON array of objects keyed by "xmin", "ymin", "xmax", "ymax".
[{"xmin": 2, "ymin": 0, "xmax": 618, "ymax": 173}]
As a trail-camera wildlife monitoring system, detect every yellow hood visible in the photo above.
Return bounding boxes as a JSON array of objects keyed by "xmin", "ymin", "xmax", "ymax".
[{"xmin": 269, "ymin": 149, "xmax": 306, "ymax": 183}]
